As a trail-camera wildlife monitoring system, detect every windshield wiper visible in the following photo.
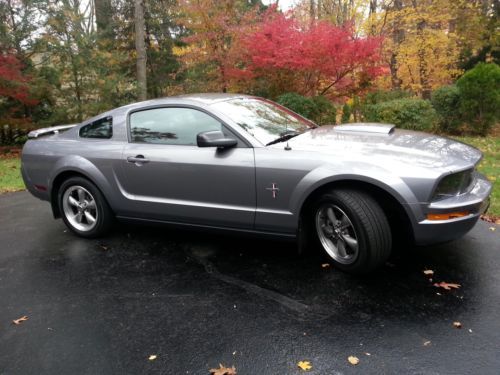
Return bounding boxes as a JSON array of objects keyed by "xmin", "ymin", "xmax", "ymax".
[{"xmin": 265, "ymin": 131, "xmax": 300, "ymax": 146}]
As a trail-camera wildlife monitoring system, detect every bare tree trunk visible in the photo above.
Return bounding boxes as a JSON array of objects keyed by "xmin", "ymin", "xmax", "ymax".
[
  {"xmin": 309, "ymin": 0, "xmax": 315, "ymax": 26},
  {"xmin": 134, "ymin": 0, "xmax": 147, "ymax": 101},
  {"xmin": 94, "ymin": 0, "xmax": 112, "ymax": 33},
  {"xmin": 369, "ymin": 0, "xmax": 377, "ymax": 35},
  {"xmin": 390, "ymin": 0, "xmax": 403, "ymax": 90},
  {"xmin": 417, "ymin": 19, "xmax": 431, "ymax": 99}
]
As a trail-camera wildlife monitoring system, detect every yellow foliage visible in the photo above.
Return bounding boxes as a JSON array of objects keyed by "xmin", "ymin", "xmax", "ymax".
[
  {"xmin": 366, "ymin": 0, "xmax": 488, "ymax": 96},
  {"xmin": 172, "ymin": 45, "xmax": 191, "ymax": 57}
]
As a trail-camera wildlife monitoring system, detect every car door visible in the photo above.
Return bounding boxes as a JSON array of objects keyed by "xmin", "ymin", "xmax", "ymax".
[{"xmin": 118, "ymin": 105, "xmax": 256, "ymax": 229}]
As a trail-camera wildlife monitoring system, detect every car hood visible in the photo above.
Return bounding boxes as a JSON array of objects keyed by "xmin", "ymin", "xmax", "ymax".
[{"xmin": 280, "ymin": 124, "xmax": 482, "ymax": 174}]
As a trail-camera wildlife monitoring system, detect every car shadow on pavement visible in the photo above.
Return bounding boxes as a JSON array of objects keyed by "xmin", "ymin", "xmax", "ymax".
[{"xmin": 56, "ymin": 222, "xmax": 478, "ymax": 325}]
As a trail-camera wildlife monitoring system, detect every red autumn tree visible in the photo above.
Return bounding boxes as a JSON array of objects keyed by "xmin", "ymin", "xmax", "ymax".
[
  {"xmin": 178, "ymin": 0, "xmax": 261, "ymax": 93},
  {"xmin": 239, "ymin": 10, "xmax": 386, "ymax": 97},
  {"xmin": 0, "ymin": 53, "xmax": 37, "ymax": 106}
]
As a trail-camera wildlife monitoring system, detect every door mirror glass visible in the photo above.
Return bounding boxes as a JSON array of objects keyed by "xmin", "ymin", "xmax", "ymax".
[{"xmin": 197, "ymin": 130, "xmax": 237, "ymax": 149}]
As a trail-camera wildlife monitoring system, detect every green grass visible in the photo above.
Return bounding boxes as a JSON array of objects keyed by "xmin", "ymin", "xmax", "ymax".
[
  {"xmin": 453, "ymin": 136, "xmax": 499, "ymax": 217},
  {"xmin": 0, "ymin": 157, "xmax": 25, "ymax": 193},
  {"xmin": 1, "ymin": 136, "xmax": 498, "ymax": 216}
]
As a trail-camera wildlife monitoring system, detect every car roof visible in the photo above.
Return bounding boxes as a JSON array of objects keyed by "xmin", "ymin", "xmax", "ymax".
[
  {"xmin": 120, "ymin": 93, "xmax": 253, "ymax": 110},
  {"xmin": 175, "ymin": 93, "xmax": 255, "ymax": 104},
  {"xmin": 81, "ymin": 93, "xmax": 255, "ymax": 125}
]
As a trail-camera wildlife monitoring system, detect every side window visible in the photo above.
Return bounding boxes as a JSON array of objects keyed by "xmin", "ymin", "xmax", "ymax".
[
  {"xmin": 80, "ymin": 116, "xmax": 113, "ymax": 139},
  {"xmin": 129, "ymin": 107, "xmax": 222, "ymax": 145}
]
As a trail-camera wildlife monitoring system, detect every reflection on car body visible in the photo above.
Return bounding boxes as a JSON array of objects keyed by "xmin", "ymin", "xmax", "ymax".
[{"xmin": 21, "ymin": 94, "xmax": 492, "ymax": 273}]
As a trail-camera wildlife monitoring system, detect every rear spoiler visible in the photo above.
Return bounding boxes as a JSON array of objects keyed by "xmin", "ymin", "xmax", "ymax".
[{"xmin": 28, "ymin": 124, "xmax": 78, "ymax": 139}]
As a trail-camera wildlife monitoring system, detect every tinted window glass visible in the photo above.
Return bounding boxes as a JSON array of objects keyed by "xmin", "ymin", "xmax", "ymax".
[
  {"xmin": 80, "ymin": 116, "xmax": 113, "ymax": 139},
  {"xmin": 211, "ymin": 98, "xmax": 315, "ymax": 145},
  {"xmin": 130, "ymin": 107, "xmax": 222, "ymax": 145}
]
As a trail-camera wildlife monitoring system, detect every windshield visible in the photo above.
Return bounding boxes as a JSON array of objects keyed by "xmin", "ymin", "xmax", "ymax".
[{"xmin": 210, "ymin": 98, "xmax": 316, "ymax": 145}]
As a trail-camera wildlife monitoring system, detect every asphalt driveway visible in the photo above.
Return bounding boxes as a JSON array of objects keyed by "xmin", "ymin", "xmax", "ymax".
[{"xmin": 1, "ymin": 191, "xmax": 499, "ymax": 374}]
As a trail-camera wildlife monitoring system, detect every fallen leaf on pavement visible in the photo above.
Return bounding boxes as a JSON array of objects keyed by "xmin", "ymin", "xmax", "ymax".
[
  {"xmin": 433, "ymin": 282, "xmax": 461, "ymax": 290},
  {"xmin": 348, "ymin": 356, "xmax": 360, "ymax": 365},
  {"xmin": 297, "ymin": 361, "xmax": 312, "ymax": 371},
  {"xmin": 148, "ymin": 355, "xmax": 157, "ymax": 361},
  {"xmin": 12, "ymin": 316, "xmax": 29, "ymax": 325},
  {"xmin": 453, "ymin": 321, "xmax": 462, "ymax": 329},
  {"xmin": 423, "ymin": 269, "xmax": 434, "ymax": 276},
  {"xmin": 481, "ymin": 214, "xmax": 500, "ymax": 225},
  {"xmin": 210, "ymin": 364, "xmax": 237, "ymax": 375},
  {"xmin": 423, "ymin": 341, "xmax": 431, "ymax": 346},
  {"xmin": 365, "ymin": 352, "xmax": 371, "ymax": 356},
  {"xmin": 321, "ymin": 263, "xmax": 330, "ymax": 268}
]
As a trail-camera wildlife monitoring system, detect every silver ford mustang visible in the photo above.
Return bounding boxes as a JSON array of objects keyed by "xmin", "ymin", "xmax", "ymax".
[{"xmin": 21, "ymin": 94, "xmax": 492, "ymax": 273}]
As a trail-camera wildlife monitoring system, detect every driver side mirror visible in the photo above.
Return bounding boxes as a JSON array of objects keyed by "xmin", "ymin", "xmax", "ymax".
[{"xmin": 197, "ymin": 130, "xmax": 237, "ymax": 149}]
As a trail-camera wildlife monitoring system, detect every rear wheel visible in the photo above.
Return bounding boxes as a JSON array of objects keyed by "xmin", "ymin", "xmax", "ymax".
[
  {"xmin": 308, "ymin": 189, "xmax": 392, "ymax": 273},
  {"xmin": 58, "ymin": 177, "xmax": 113, "ymax": 238}
]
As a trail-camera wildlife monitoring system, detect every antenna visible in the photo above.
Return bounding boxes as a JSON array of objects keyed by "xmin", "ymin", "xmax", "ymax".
[{"xmin": 284, "ymin": 109, "xmax": 291, "ymax": 150}]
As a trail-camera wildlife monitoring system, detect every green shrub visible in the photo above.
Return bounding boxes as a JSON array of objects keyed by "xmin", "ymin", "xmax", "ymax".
[
  {"xmin": 276, "ymin": 93, "xmax": 317, "ymax": 119},
  {"xmin": 431, "ymin": 85, "xmax": 462, "ymax": 134},
  {"xmin": 310, "ymin": 95, "xmax": 337, "ymax": 125},
  {"xmin": 341, "ymin": 103, "xmax": 351, "ymax": 123},
  {"xmin": 277, "ymin": 93, "xmax": 337, "ymax": 125},
  {"xmin": 0, "ymin": 125, "xmax": 29, "ymax": 146},
  {"xmin": 363, "ymin": 89, "xmax": 412, "ymax": 105},
  {"xmin": 456, "ymin": 62, "xmax": 500, "ymax": 136},
  {"xmin": 362, "ymin": 98, "xmax": 437, "ymax": 131}
]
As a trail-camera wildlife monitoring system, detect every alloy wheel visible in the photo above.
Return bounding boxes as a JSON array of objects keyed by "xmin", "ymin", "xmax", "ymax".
[
  {"xmin": 315, "ymin": 204, "xmax": 359, "ymax": 264},
  {"xmin": 62, "ymin": 185, "xmax": 98, "ymax": 232}
]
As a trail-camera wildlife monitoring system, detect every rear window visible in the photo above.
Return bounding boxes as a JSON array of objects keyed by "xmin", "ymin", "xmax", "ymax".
[{"xmin": 79, "ymin": 116, "xmax": 113, "ymax": 139}]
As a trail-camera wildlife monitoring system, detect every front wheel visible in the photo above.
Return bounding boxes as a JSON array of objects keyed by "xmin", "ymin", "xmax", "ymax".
[
  {"xmin": 309, "ymin": 189, "xmax": 392, "ymax": 273},
  {"xmin": 58, "ymin": 177, "xmax": 113, "ymax": 238}
]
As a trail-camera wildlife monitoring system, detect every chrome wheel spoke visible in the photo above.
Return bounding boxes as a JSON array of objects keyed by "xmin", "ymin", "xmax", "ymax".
[
  {"xmin": 77, "ymin": 188, "xmax": 85, "ymax": 203},
  {"xmin": 315, "ymin": 204, "xmax": 359, "ymax": 265},
  {"xmin": 63, "ymin": 185, "xmax": 98, "ymax": 232},
  {"xmin": 84, "ymin": 211, "xmax": 96, "ymax": 224},
  {"xmin": 68, "ymin": 196, "xmax": 79, "ymax": 208},
  {"xmin": 326, "ymin": 207, "xmax": 336, "ymax": 224},
  {"xmin": 337, "ymin": 239, "xmax": 348, "ymax": 258},
  {"xmin": 341, "ymin": 233, "xmax": 358, "ymax": 251},
  {"xmin": 340, "ymin": 214, "xmax": 350, "ymax": 228}
]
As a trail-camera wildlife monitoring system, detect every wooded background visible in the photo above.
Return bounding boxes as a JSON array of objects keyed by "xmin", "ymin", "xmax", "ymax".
[{"xmin": 0, "ymin": 0, "xmax": 498, "ymax": 138}]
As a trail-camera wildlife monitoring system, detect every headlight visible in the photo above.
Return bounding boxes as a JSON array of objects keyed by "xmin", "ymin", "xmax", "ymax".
[{"xmin": 432, "ymin": 169, "xmax": 474, "ymax": 201}]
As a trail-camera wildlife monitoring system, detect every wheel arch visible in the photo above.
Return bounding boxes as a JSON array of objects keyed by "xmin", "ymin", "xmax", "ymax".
[
  {"xmin": 49, "ymin": 159, "xmax": 115, "ymax": 219},
  {"xmin": 297, "ymin": 178, "xmax": 416, "ymax": 244}
]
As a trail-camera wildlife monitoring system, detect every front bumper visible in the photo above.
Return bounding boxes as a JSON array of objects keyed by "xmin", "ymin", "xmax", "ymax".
[{"xmin": 412, "ymin": 172, "xmax": 492, "ymax": 246}]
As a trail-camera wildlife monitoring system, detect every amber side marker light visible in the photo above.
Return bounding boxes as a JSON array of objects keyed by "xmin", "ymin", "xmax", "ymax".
[{"xmin": 427, "ymin": 211, "xmax": 470, "ymax": 221}]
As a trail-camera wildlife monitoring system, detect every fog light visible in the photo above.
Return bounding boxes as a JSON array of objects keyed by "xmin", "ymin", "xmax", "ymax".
[{"xmin": 427, "ymin": 211, "xmax": 470, "ymax": 220}]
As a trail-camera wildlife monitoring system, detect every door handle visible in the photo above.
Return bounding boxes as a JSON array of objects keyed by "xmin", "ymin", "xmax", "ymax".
[{"xmin": 127, "ymin": 155, "xmax": 150, "ymax": 164}]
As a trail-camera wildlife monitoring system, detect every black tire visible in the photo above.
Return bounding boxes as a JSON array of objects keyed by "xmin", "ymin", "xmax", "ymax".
[
  {"xmin": 305, "ymin": 188, "xmax": 392, "ymax": 274},
  {"xmin": 58, "ymin": 176, "xmax": 113, "ymax": 238}
]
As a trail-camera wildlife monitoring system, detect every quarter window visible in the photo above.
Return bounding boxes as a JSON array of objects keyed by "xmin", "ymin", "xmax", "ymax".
[
  {"xmin": 80, "ymin": 116, "xmax": 113, "ymax": 139},
  {"xmin": 129, "ymin": 107, "xmax": 222, "ymax": 145}
]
